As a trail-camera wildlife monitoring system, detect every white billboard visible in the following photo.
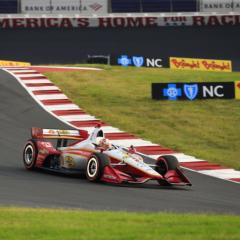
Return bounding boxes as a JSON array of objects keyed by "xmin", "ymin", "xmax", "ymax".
[
  {"xmin": 200, "ymin": 0, "xmax": 240, "ymax": 12},
  {"xmin": 21, "ymin": 0, "xmax": 108, "ymax": 15}
]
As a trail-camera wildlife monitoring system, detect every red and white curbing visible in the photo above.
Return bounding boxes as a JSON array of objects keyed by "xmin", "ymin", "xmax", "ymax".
[
  {"xmin": 3, "ymin": 67, "xmax": 240, "ymax": 184},
  {"xmin": 30, "ymin": 66, "xmax": 103, "ymax": 73}
]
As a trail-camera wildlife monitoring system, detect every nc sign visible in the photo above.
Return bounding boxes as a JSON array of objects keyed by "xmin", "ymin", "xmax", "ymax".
[
  {"xmin": 117, "ymin": 55, "xmax": 163, "ymax": 68},
  {"xmin": 152, "ymin": 82, "xmax": 235, "ymax": 100}
]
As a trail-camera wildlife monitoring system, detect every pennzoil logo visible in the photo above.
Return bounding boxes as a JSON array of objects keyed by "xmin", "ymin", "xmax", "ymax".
[
  {"xmin": 39, "ymin": 149, "xmax": 49, "ymax": 155},
  {"xmin": 58, "ymin": 130, "xmax": 70, "ymax": 135},
  {"xmin": 122, "ymin": 152, "xmax": 130, "ymax": 161},
  {"xmin": 47, "ymin": 129, "xmax": 56, "ymax": 135},
  {"xmin": 64, "ymin": 156, "xmax": 75, "ymax": 168}
]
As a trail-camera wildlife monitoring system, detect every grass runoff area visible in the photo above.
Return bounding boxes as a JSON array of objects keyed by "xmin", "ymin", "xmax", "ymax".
[
  {"xmin": 0, "ymin": 208, "xmax": 239, "ymax": 240},
  {"xmin": 45, "ymin": 65, "xmax": 240, "ymax": 170}
]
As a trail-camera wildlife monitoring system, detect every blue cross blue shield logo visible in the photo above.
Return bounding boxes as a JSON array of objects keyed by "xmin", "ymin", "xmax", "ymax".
[
  {"xmin": 163, "ymin": 84, "xmax": 182, "ymax": 100},
  {"xmin": 132, "ymin": 56, "xmax": 144, "ymax": 67},
  {"xmin": 184, "ymin": 84, "xmax": 199, "ymax": 100},
  {"xmin": 117, "ymin": 55, "xmax": 132, "ymax": 67}
]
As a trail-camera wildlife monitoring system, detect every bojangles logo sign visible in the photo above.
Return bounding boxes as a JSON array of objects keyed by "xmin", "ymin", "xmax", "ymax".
[{"xmin": 170, "ymin": 57, "xmax": 232, "ymax": 72}]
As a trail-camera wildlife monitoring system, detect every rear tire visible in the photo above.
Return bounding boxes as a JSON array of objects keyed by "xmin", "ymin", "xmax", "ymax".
[
  {"xmin": 23, "ymin": 140, "xmax": 37, "ymax": 170},
  {"xmin": 86, "ymin": 153, "xmax": 109, "ymax": 182}
]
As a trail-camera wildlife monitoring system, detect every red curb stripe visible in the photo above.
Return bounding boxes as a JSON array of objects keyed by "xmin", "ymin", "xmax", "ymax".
[
  {"xmin": 135, "ymin": 147, "xmax": 175, "ymax": 155},
  {"xmin": 6, "ymin": 68, "xmax": 31, "ymax": 71},
  {"xmin": 70, "ymin": 120, "xmax": 108, "ymax": 127},
  {"xmin": 135, "ymin": 146, "xmax": 164, "ymax": 151},
  {"xmin": 33, "ymin": 90, "xmax": 62, "ymax": 95},
  {"xmin": 30, "ymin": 67, "xmax": 89, "ymax": 73},
  {"xmin": 41, "ymin": 99, "xmax": 73, "ymax": 105},
  {"xmin": 53, "ymin": 110, "xmax": 86, "ymax": 116},
  {"xmin": 105, "ymin": 132, "xmax": 138, "ymax": 140},
  {"xmin": 13, "ymin": 71, "xmax": 39, "ymax": 75},
  {"xmin": 20, "ymin": 76, "xmax": 47, "ymax": 80},
  {"xmin": 188, "ymin": 166, "xmax": 227, "ymax": 171},
  {"xmin": 26, "ymin": 83, "xmax": 55, "ymax": 87},
  {"xmin": 229, "ymin": 178, "xmax": 240, "ymax": 182},
  {"xmin": 141, "ymin": 150, "xmax": 175, "ymax": 155},
  {"xmin": 180, "ymin": 162, "xmax": 227, "ymax": 171},
  {"xmin": 135, "ymin": 146, "xmax": 175, "ymax": 155}
]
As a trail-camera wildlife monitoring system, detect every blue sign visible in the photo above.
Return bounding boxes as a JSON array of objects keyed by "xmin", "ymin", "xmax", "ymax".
[
  {"xmin": 184, "ymin": 84, "xmax": 199, "ymax": 100},
  {"xmin": 117, "ymin": 55, "xmax": 132, "ymax": 67},
  {"xmin": 163, "ymin": 84, "xmax": 182, "ymax": 100},
  {"xmin": 153, "ymin": 82, "xmax": 235, "ymax": 100},
  {"xmin": 132, "ymin": 56, "xmax": 144, "ymax": 67}
]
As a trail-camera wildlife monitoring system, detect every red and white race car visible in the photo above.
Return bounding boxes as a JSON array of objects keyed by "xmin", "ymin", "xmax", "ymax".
[{"xmin": 23, "ymin": 126, "xmax": 191, "ymax": 186}]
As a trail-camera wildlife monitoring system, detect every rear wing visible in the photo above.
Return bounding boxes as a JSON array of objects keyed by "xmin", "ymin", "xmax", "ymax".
[{"xmin": 31, "ymin": 127, "xmax": 89, "ymax": 140}]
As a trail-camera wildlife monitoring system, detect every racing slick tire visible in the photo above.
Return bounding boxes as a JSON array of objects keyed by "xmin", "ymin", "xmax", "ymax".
[
  {"xmin": 86, "ymin": 153, "xmax": 110, "ymax": 182},
  {"xmin": 23, "ymin": 140, "xmax": 38, "ymax": 170},
  {"xmin": 155, "ymin": 155, "xmax": 179, "ymax": 186}
]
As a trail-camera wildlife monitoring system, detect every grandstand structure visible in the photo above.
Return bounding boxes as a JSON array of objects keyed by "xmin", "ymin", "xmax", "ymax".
[
  {"xmin": 0, "ymin": 1, "xmax": 239, "ymax": 69},
  {"xmin": 0, "ymin": 0, "xmax": 239, "ymax": 15}
]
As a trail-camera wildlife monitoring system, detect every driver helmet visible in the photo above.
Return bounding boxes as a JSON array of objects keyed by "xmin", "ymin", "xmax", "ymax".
[{"xmin": 96, "ymin": 137, "xmax": 112, "ymax": 150}]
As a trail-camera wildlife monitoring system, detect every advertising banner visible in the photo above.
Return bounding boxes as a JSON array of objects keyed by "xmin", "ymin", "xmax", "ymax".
[
  {"xmin": 170, "ymin": 57, "xmax": 232, "ymax": 72},
  {"xmin": 152, "ymin": 82, "xmax": 235, "ymax": 100},
  {"xmin": 200, "ymin": 0, "xmax": 240, "ymax": 12},
  {"xmin": 0, "ymin": 60, "xmax": 31, "ymax": 67},
  {"xmin": 115, "ymin": 54, "xmax": 166, "ymax": 68},
  {"xmin": 21, "ymin": 0, "xmax": 108, "ymax": 15},
  {"xmin": 1, "ymin": 15, "xmax": 240, "ymax": 29},
  {"xmin": 235, "ymin": 81, "xmax": 240, "ymax": 99}
]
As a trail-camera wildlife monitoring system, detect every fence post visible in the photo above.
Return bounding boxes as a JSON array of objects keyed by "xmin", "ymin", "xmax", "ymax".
[
  {"xmin": 108, "ymin": 0, "xmax": 112, "ymax": 13},
  {"xmin": 17, "ymin": 0, "xmax": 21, "ymax": 13},
  {"xmin": 140, "ymin": 0, "xmax": 143, "ymax": 12},
  {"xmin": 170, "ymin": 0, "xmax": 173, "ymax": 12}
]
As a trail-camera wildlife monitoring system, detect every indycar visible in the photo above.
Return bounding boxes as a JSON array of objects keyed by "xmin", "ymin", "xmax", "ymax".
[{"xmin": 23, "ymin": 126, "xmax": 191, "ymax": 186}]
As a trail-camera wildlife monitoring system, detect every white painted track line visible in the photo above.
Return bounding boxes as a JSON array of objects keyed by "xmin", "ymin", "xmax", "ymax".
[
  {"xmin": 15, "ymin": 74, "xmax": 44, "ymax": 78},
  {"xmin": 59, "ymin": 115, "xmax": 97, "ymax": 121},
  {"xmin": 148, "ymin": 153, "xmax": 203, "ymax": 162},
  {"xmin": 32, "ymin": 66, "xmax": 102, "ymax": 71},
  {"xmin": 21, "ymin": 79, "xmax": 52, "ymax": 84},
  {"xmin": 28, "ymin": 86, "xmax": 59, "ymax": 91},
  {"xmin": 46, "ymin": 104, "xmax": 81, "ymax": 111},
  {"xmin": 9, "ymin": 70, "xmax": 37, "ymax": 73},
  {"xmin": 111, "ymin": 139, "xmax": 158, "ymax": 147},
  {"xmin": 199, "ymin": 169, "xmax": 240, "ymax": 179},
  {"xmin": 35, "ymin": 94, "xmax": 68, "ymax": 100},
  {"xmin": 80, "ymin": 126, "xmax": 123, "ymax": 133}
]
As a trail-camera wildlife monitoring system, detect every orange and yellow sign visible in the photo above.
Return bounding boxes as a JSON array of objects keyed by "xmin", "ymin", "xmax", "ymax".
[
  {"xmin": 170, "ymin": 57, "xmax": 232, "ymax": 72},
  {"xmin": 235, "ymin": 81, "xmax": 240, "ymax": 99},
  {"xmin": 0, "ymin": 60, "xmax": 31, "ymax": 67}
]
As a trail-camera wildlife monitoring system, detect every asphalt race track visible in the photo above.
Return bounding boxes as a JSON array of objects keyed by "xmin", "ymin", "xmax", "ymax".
[{"xmin": 0, "ymin": 69, "xmax": 239, "ymax": 214}]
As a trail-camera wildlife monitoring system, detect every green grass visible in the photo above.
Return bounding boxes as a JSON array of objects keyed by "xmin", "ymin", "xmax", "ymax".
[
  {"xmin": 0, "ymin": 208, "xmax": 239, "ymax": 240},
  {"xmin": 45, "ymin": 66, "xmax": 240, "ymax": 170}
]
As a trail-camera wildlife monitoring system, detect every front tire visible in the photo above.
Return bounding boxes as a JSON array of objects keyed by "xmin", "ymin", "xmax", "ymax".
[
  {"xmin": 86, "ymin": 153, "xmax": 109, "ymax": 182},
  {"xmin": 155, "ymin": 155, "xmax": 179, "ymax": 185},
  {"xmin": 23, "ymin": 141, "xmax": 37, "ymax": 170}
]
